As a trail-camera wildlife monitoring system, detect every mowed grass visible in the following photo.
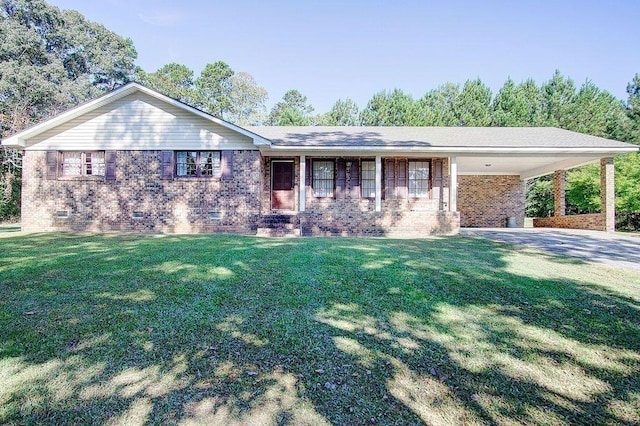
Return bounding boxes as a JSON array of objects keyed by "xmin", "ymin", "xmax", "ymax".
[{"xmin": 1, "ymin": 232, "xmax": 639, "ymax": 425}]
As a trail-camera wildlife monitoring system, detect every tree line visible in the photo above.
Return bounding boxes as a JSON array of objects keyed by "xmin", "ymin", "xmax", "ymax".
[{"xmin": 1, "ymin": 0, "xmax": 638, "ymax": 227}]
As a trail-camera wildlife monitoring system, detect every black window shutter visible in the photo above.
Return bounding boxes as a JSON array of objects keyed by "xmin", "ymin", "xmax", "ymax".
[
  {"xmin": 305, "ymin": 158, "xmax": 312, "ymax": 196},
  {"xmin": 221, "ymin": 150, "xmax": 233, "ymax": 180},
  {"xmin": 384, "ymin": 159, "xmax": 395, "ymax": 199},
  {"xmin": 434, "ymin": 159, "xmax": 443, "ymax": 207},
  {"xmin": 46, "ymin": 151, "xmax": 58, "ymax": 180},
  {"xmin": 105, "ymin": 151, "xmax": 117, "ymax": 180},
  {"xmin": 349, "ymin": 160, "xmax": 360, "ymax": 198},
  {"xmin": 336, "ymin": 159, "xmax": 347, "ymax": 199},
  {"xmin": 161, "ymin": 151, "xmax": 174, "ymax": 180},
  {"xmin": 397, "ymin": 159, "xmax": 408, "ymax": 198}
]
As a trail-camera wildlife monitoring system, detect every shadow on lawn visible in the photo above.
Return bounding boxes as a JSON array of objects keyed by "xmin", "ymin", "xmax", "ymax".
[{"xmin": 0, "ymin": 233, "xmax": 639, "ymax": 424}]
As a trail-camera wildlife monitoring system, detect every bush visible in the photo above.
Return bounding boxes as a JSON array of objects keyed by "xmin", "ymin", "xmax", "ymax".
[
  {"xmin": 0, "ymin": 171, "xmax": 20, "ymax": 222},
  {"xmin": 616, "ymin": 212, "xmax": 640, "ymax": 232}
]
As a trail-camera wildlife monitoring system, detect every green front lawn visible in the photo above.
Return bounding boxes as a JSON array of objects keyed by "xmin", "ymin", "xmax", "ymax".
[{"xmin": 1, "ymin": 233, "xmax": 639, "ymax": 425}]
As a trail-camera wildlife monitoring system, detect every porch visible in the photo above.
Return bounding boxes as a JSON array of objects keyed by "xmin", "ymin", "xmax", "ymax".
[{"xmin": 259, "ymin": 155, "xmax": 460, "ymax": 237}]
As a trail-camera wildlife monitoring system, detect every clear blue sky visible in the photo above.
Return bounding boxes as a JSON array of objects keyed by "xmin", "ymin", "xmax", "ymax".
[{"xmin": 48, "ymin": 0, "xmax": 640, "ymax": 113}]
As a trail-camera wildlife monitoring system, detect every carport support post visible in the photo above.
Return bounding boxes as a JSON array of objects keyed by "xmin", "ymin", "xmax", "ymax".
[
  {"xmin": 553, "ymin": 170, "xmax": 566, "ymax": 217},
  {"xmin": 601, "ymin": 157, "xmax": 615, "ymax": 232}
]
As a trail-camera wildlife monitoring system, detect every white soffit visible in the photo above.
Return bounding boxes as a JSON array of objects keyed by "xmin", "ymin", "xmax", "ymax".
[{"xmin": 457, "ymin": 155, "xmax": 600, "ymax": 179}]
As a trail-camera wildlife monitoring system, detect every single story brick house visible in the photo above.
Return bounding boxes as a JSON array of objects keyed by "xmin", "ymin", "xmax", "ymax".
[{"xmin": 2, "ymin": 83, "xmax": 638, "ymax": 236}]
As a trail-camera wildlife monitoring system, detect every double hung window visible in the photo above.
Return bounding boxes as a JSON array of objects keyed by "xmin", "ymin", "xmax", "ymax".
[
  {"xmin": 176, "ymin": 151, "xmax": 221, "ymax": 177},
  {"xmin": 62, "ymin": 152, "xmax": 105, "ymax": 177}
]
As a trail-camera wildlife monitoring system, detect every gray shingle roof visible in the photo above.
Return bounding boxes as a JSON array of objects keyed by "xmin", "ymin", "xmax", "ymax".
[{"xmin": 247, "ymin": 126, "xmax": 636, "ymax": 149}]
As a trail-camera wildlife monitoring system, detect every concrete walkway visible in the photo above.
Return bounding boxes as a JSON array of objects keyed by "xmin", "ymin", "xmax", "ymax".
[{"xmin": 461, "ymin": 228, "xmax": 640, "ymax": 273}]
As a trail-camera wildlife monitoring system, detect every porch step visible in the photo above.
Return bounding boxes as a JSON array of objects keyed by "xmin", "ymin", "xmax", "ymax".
[
  {"xmin": 256, "ymin": 227, "xmax": 301, "ymax": 237},
  {"xmin": 256, "ymin": 214, "xmax": 301, "ymax": 237}
]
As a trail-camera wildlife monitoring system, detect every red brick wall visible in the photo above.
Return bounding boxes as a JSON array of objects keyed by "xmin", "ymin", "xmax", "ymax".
[
  {"xmin": 299, "ymin": 203, "xmax": 460, "ymax": 237},
  {"xmin": 261, "ymin": 156, "xmax": 459, "ymax": 236},
  {"xmin": 457, "ymin": 175, "xmax": 525, "ymax": 228},
  {"xmin": 23, "ymin": 152, "xmax": 462, "ymax": 236},
  {"xmin": 21, "ymin": 150, "xmax": 262, "ymax": 233},
  {"xmin": 533, "ymin": 214, "xmax": 604, "ymax": 231}
]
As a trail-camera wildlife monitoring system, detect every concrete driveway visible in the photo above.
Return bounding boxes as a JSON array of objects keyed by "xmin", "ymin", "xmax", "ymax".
[{"xmin": 461, "ymin": 228, "xmax": 640, "ymax": 273}]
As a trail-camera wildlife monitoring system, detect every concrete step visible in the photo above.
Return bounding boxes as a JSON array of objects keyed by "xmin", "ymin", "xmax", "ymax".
[{"xmin": 256, "ymin": 227, "xmax": 301, "ymax": 237}]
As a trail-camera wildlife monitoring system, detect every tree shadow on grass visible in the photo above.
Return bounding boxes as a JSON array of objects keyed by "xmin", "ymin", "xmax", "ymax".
[{"xmin": 0, "ymin": 234, "xmax": 639, "ymax": 424}]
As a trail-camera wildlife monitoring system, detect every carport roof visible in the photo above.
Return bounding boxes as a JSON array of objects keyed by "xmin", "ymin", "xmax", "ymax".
[
  {"xmin": 250, "ymin": 126, "xmax": 639, "ymax": 179},
  {"xmin": 248, "ymin": 126, "xmax": 637, "ymax": 152}
]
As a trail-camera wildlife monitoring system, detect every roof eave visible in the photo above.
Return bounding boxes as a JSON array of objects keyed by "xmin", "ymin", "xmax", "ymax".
[{"xmin": 261, "ymin": 145, "xmax": 640, "ymax": 155}]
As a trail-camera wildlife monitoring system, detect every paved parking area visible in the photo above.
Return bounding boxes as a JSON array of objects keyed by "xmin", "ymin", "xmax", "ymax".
[{"xmin": 461, "ymin": 228, "xmax": 640, "ymax": 273}]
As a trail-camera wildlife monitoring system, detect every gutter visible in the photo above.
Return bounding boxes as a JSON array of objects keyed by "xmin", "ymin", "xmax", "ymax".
[{"xmin": 260, "ymin": 145, "xmax": 640, "ymax": 155}]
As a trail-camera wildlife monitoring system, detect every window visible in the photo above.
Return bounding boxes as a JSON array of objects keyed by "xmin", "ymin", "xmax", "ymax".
[
  {"xmin": 62, "ymin": 152, "xmax": 105, "ymax": 177},
  {"xmin": 408, "ymin": 160, "xmax": 430, "ymax": 197},
  {"xmin": 361, "ymin": 160, "xmax": 376, "ymax": 198},
  {"xmin": 176, "ymin": 151, "xmax": 220, "ymax": 177},
  {"xmin": 313, "ymin": 160, "xmax": 334, "ymax": 197}
]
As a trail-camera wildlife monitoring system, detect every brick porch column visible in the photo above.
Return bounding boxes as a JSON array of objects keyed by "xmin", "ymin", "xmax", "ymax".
[
  {"xmin": 553, "ymin": 170, "xmax": 566, "ymax": 217},
  {"xmin": 600, "ymin": 157, "xmax": 615, "ymax": 232}
]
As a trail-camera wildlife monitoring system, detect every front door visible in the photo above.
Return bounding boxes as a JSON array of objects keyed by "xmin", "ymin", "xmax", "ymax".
[{"xmin": 271, "ymin": 161, "xmax": 295, "ymax": 210}]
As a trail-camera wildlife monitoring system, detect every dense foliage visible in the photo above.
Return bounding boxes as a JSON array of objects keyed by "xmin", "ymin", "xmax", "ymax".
[
  {"xmin": 0, "ymin": 1, "xmax": 638, "ymax": 228},
  {"xmin": 136, "ymin": 62, "xmax": 268, "ymax": 125},
  {"xmin": 0, "ymin": 0, "xmax": 138, "ymax": 220}
]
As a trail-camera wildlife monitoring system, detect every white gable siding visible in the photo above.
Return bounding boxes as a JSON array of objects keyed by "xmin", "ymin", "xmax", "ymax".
[{"xmin": 25, "ymin": 92, "xmax": 255, "ymax": 151}]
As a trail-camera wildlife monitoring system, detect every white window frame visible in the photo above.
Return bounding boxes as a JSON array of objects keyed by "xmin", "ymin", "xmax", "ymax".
[
  {"xmin": 62, "ymin": 151, "xmax": 105, "ymax": 177},
  {"xmin": 361, "ymin": 160, "xmax": 376, "ymax": 198},
  {"xmin": 312, "ymin": 160, "xmax": 335, "ymax": 198},
  {"xmin": 408, "ymin": 160, "xmax": 430, "ymax": 198},
  {"xmin": 176, "ymin": 151, "xmax": 221, "ymax": 177}
]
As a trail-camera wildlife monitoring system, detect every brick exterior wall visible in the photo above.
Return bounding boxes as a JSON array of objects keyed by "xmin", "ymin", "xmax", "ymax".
[
  {"xmin": 533, "ymin": 213, "xmax": 605, "ymax": 231},
  {"xmin": 260, "ymin": 156, "xmax": 459, "ymax": 236},
  {"xmin": 299, "ymin": 202, "xmax": 459, "ymax": 237},
  {"xmin": 457, "ymin": 175, "xmax": 525, "ymax": 228},
  {"xmin": 22, "ymin": 152, "xmax": 474, "ymax": 236},
  {"xmin": 554, "ymin": 170, "xmax": 566, "ymax": 217},
  {"xmin": 21, "ymin": 150, "xmax": 262, "ymax": 233}
]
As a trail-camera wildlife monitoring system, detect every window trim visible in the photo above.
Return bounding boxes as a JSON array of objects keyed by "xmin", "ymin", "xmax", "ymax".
[
  {"xmin": 58, "ymin": 151, "xmax": 106, "ymax": 180},
  {"xmin": 312, "ymin": 159, "xmax": 335, "ymax": 198},
  {"xmin": 360, "ymin": 159, "xmax": 376, "ymax": 199},
  {"xmin": 408, "ymin": 159, "xmax": 431, "ymax": 198},
  {"xmin": 175, "ymin": 150, "xmax": 221, "ymax": 178}
]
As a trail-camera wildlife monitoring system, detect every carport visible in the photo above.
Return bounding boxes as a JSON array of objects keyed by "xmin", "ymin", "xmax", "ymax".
[{"xmin": 453, "ymin": 128, "xmax": 640, "ymax": 232}]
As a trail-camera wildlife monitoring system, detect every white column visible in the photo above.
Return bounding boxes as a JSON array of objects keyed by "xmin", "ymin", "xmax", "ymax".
[
  {"xmin": 449, "ymin": 156, "xmax": 457, "ymax": 212},
  {"xmin": 299, "ymin": 155, "xmax": 306, "ymax": 212},
  {"xmin": 375, "ymin": 155, "xmax": 382, "ymax": 212}
]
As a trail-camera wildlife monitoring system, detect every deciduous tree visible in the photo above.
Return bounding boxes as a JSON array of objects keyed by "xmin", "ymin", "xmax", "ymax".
[
  {"xmin": 226, "ymin": 72, "xmax": 268, "ymax": 125},
  {"xmin": 138, "ymin": 63, "xmax": 197, "ymax": 104},
  {"xmin": 194, "ymin": 61, "xmax": 234, "ymax": 117},
  {"xmin": 0, "ymin": 0, "xmax": 138, "ymax": 220}
]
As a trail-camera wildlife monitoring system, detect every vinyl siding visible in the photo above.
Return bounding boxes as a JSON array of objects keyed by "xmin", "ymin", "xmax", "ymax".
[{"xmin": 25, "ymin": 92, "xmax": 255, "ymax": 151}]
